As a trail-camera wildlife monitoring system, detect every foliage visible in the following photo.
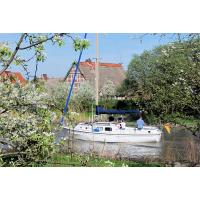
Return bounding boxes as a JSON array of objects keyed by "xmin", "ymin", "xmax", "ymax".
[
  {"xmin": 119, "ymin": 38, "xmax": 200, "ymax": 126},
  {"xmin": 98, "ymin": 80, "xmax": 117, "ymax": 109},
  {"xmin": 0, "ymin": 43, "xmax": 12, "ymax": 62},
  {"xmin": 99, "ymin": 98, "xmax": 117, "ymax": 109},
  {"xmin": 45, "ymin": 153, "xmax": 163, "ymax": 167},
  {"xmin": 0, "ymin": 78, "xmax": 55, "ymax": 166},
  {"xmin": 73, "ymin": 37, "xmax": 90, "ymax": 51},
  {"xmin": 46, "ymin": 81, "xmax": 95, "ymax": 114},
  {"xmin": 46, "ymin": 81, "xmax": 70, "ymax": 113},
  {"xmin": 100, "ymin": 80, "xmax": 116, "ymax": 98},
  {"xmin": 74, "ymin": 81, "xmax": 95, "ymax": 112}
]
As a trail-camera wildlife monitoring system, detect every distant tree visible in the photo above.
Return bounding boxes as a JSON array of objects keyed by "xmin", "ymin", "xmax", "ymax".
[
  {"xmin": 100, "ymin": 80, "xmax": 116, "ymax": 98},
  {"xmin": 46, "ymin": 81, "xmax": 95, "ymax": 114},
  {"xmin": 46, "ymin": 81, "xmax": 70, "ymax": 113},
  {"xmin": 99, "ymin": 80, "xmax": 117, "ymax": 109},
  {"xmin": 74, "ymin": 81, "xmax": 95, "ymax": 112}
]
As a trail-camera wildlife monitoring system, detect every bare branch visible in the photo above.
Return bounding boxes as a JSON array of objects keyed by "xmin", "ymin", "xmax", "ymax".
[
  {"xmin": 22, "ymin": 65, "xmax": 30, "ymax": 80},
  {"xmin": 15, "ymin": 52, "xmax": 37, "ymax": 63}
]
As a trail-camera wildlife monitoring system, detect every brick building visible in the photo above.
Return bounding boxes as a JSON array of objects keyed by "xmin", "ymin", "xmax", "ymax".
[{"xmin": 64, "ymin": 60, "xmax": 125, "ymax": 93}]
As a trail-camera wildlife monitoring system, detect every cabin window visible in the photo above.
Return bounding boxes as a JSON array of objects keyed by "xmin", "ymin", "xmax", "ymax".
[
  {"xmin": 105, "ymin": 127, "xmax": 112, "ymax": 131},
  {"xmin": 93, "ymin": 127, "xmax": 103, "ymax": 132}
]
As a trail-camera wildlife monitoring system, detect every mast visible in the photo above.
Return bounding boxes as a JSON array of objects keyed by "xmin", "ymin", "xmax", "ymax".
[{"xmin": 95, "ymin": 33, "xmax": 99, "ymax": 106}]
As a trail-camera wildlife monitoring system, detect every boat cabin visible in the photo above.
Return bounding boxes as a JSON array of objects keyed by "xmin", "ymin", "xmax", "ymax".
[{"xmin": 74, "ymin": 122, "xmax": 119, "ymax": 133}]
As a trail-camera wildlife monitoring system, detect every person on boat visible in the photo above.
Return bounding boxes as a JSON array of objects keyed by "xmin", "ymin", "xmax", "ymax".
[
  {"xmin": 117, "ymin": 117, "xmax": 126, "ymax": 130},
  {"xmin": 108, "ymin": 115, "xmax": 115, "ymax": 122},
  {"xmin": 120, "ymin": 120, "xmax": 126, "ymax": 129},
  {"xmin": 136, "ymin": 116, "xmax": 145, "ymax": 130}
]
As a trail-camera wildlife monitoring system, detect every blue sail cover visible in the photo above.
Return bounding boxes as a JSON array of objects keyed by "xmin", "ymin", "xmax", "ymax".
[{"xmin": 96, "ymin": 106, "xmax": 141, "ymax": 115}]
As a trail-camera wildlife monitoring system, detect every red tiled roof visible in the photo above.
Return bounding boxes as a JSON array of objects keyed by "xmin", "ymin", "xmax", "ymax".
[
  {"xmin": 100, "ymin": 62, "xmax": 122, "ymax": 67},
  {"xmin": 80, "ymin": 61, "xmax": 122, "ymax": 68},
  {"xmin": 78, "ymin": 61, "xmax": 125, "ymax": 91},
  {"xmin": 1, "ymin": 71, "xmax": 26, "ymax": 84}
]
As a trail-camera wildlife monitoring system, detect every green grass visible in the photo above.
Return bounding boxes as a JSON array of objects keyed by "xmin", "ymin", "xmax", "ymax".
[
  {"xmin": 173, "ymin": 117, "xmax": 199, "ymax": 127},
  {"xmin": 45, "ymin": 153, "xmax": 164, "ymax": 167}
]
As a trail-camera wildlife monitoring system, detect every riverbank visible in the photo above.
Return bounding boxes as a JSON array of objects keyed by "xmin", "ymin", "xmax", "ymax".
[
  {"xmin": 46, "ymin": 151, "xmax": 200, "ymax": 167},
  {"xmin": 45, "ymin": 153, "xmax": 164, "ymax": 167}
]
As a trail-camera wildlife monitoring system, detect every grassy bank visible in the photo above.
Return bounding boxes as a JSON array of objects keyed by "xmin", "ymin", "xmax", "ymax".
[{"xmin": 45, "ymin": 153, "xmax": 163, "ymax": 167}]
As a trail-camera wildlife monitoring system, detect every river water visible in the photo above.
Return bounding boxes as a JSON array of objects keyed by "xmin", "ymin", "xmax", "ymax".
[{"xmin": 56, "ymin": 127, "xmax": 200, "ymax": 162}]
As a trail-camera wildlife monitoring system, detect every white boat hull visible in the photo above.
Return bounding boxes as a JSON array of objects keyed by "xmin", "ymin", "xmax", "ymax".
[
  {"xmin": 73, "ymin": 131, "xmax": 161, "ymax": 143},
  {"xmin": 64, "ymin": 126, "xmax": 162, "ymax": 143}
]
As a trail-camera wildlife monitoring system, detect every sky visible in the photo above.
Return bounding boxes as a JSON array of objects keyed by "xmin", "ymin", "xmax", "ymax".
[{"xmin": 0, "ymin": 33, "xmax": 177, "ymax": 79}]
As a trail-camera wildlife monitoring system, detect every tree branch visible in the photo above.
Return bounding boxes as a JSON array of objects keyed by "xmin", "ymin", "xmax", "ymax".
[
  {"xmin": 0, "ymin": 33, "xmax": 26, "ymax": 75},
  {"xmin": 22, "ymin": 65, "xmax": 30, "ymax": 80},
  {"xmin": 18, "ymin": 33, "xmax": 71, "ymax": 50},
  {"xmin": 0, "ymin": 109, "xmax": 8, "ymax": 115},
  {"xmin": 15, "ymin": 52, "xmax": 37, "ymax": 63},
  {"xmin": 19, "ymin": 34, "xmax": 57, "ymax": 50},
  {"xmin": 33, "ymin": 59, "xmax": 39, "ymax": 81}
]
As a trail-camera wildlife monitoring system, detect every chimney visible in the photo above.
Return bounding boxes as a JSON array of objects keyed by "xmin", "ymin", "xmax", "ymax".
[
  {"xmin": 85, "ymin": 58, "xmax": 92, "ymax": 62},
  {"xmin": 42, "ymin": 74, "xmax": 48, "ymax": 81}
]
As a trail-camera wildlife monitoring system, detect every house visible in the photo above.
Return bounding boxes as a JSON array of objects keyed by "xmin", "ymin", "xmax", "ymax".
[
  {"xmin": 40, "ymin": 73, "xmax": 64, "ymax": 90},
  {"xmin": 0, "ymin": 71, "xmax": 26, "ymax": 85},
  {"xmin": 64, "ymin": 59, "xmax": 126, "ymax": 94}
]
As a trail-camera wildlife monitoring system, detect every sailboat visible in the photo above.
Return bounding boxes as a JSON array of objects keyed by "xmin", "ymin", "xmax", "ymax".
[{"xmin": 63, "ymin": 33, "xmax": 162, "ymax": 143}]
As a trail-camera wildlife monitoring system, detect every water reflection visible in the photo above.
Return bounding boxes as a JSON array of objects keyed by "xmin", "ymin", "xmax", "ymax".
[{"xmin": 68, "ymin": 140, "xmax": 162, "ymax": 159}]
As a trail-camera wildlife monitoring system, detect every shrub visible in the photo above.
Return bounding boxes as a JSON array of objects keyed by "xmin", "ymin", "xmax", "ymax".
[{"xmin": 0, "ymin": 78, "xmax": 55, "ymax": 166}]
